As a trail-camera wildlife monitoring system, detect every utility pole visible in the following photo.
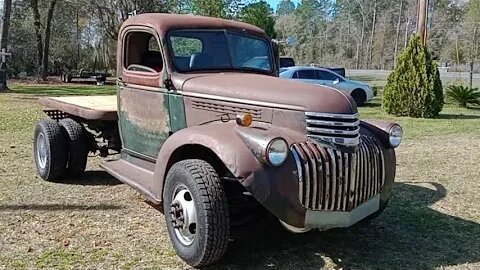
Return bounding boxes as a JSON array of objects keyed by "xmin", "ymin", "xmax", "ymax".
[{"xmin": 417, "ymin": 0, "xmax": 428, "ymax": 46}]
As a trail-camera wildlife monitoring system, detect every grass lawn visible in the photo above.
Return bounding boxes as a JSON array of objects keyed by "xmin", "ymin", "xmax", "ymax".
[{"xmin": 0, "ymin": 81, "xmax": 479, "ymax": 269}]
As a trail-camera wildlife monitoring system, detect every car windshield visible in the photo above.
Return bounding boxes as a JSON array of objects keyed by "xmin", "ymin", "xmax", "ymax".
[{"xmin": 168, "ymin": 30, "xmax": 273, "ymax": 73}]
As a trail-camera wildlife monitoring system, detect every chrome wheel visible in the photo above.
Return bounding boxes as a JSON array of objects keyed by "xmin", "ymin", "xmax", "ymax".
[
  {"xmin": 170, "ymin": 184, "xmax": 197, "ymax": 246},
  {"xmin": 36, "ymin": 133, "xmax": 47, "ymax": 170}
]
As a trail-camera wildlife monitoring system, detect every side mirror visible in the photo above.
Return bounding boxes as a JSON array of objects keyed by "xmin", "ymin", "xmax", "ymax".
[{"xmin": 333, "ymin": 78, "xmax": 340, "ymax": 85}]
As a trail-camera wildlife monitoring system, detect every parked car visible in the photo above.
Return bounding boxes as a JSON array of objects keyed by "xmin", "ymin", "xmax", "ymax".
[{"xmin": 280, "ymin": 66, "xmax": 373, "ymax": 106}]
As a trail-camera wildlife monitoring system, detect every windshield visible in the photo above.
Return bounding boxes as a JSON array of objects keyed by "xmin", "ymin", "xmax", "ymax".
[{"xmin": 168, "ymin": 30, "xmax": 273, "ymax": 73}]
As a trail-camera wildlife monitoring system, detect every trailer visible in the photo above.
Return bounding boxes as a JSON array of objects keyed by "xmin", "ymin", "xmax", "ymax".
[{"xmin": 60, "ymin": 69, "xmax": 110, "ymax": 85}]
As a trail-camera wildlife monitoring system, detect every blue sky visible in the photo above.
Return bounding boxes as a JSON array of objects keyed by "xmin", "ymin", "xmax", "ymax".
[{"xmin": 266, "ymin": 0, "xmax": 301, "ymax": 9}]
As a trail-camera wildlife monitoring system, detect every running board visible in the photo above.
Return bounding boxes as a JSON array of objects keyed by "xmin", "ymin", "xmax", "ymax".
[{"xmin": 100, "ymin": 159, "xmax": 161, "ymax": 204}]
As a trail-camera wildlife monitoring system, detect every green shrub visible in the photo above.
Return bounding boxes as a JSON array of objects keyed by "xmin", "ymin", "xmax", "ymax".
[
  {"xmin": 446, "ymin": 85, "xmax": 480, "ymax": 107},
  {"xmin": 382, "ymin": 35, "xmax": 444, "ymax": 118}
]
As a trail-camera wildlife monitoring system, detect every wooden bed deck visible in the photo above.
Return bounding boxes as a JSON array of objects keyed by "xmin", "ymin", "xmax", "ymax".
[{"xmin": 38, "ymin": 95, "xmax": 118, "ymax": 121}]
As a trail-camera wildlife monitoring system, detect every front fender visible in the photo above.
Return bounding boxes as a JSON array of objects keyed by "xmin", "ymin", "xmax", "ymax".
[
  {"xmin": 152, "ymin": 122, "xmax": 308, "ymax": 227},
  {"xmin": 153, "ymin": 122, "xmax": 260, "ymax": 190},
  {"xmin": 360, "ymin": 120, "xmax": 400, "ymax": 148}
]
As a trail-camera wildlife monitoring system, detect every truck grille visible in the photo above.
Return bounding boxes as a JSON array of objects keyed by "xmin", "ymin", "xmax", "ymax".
[
  {"xmin": 291, "ymin": 136, "xmax": 385, "ymax": 212},
  {"xmin": 305, "ymin": 112, "xmax": 360, "ymax": 147}
]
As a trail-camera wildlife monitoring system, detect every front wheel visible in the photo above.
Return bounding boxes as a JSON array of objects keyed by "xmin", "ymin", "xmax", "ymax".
[
  {"xmin": 351, "ymin": 89, "xmax": 367, "ymax": 106},
  {"xmin": 163, "ymin": 159, "xmax": 230, "ymax": 268}
]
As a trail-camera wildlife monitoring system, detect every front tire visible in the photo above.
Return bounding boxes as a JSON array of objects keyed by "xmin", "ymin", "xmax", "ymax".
[
  {"xmin": 163, "ymin": 159, "xmax": 230, "ymax": 268},
  {"xmin": 34, "ymin": 119, "xmax": 68, "ymax": 181}
]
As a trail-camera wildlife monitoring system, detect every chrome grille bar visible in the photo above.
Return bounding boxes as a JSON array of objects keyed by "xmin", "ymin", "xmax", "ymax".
[
  {"xmin": 292, "ymin": 136, "xmax": 385, "ymax": 212},
  {"xmin": 305, "ymin": 112, "xmax": 361, "ymax": 148}
]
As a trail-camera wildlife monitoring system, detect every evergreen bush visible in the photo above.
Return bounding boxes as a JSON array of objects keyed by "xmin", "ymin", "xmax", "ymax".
[{"xmin": 382, "ymin": 35, "xmax": 444, "ymax": 118}]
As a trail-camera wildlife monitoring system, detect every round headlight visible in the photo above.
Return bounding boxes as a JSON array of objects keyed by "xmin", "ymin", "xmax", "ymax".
[
  {"xmin": 389, "ymin": 125, "xmax": 403, "ymax": 148},
  {"xmin": 266, "ymin": 138, "xmax": 288, "ymax": 166}
]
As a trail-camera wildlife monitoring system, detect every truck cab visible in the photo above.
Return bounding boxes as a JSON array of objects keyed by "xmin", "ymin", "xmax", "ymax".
[{"xmin": 33, "ymin": 14, "xmax": 403, "ymax": 268}]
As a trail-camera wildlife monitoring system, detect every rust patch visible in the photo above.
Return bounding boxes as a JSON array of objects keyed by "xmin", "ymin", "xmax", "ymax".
[{"xmin": 119, "ymin": 88, "xmax": 170, "ymax": 134}]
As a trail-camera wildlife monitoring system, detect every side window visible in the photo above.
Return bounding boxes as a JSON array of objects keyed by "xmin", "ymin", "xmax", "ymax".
[
  {"xmin": 296, "ymin": 70, "xmax": 317, "ymax": 79},
  {"xmin": 317, "ymin": 70, "xmax": 338, "ymax": 81},
  {"xmin": 124, "ymin": 31, "xmax": 163, "ymax": 73}
]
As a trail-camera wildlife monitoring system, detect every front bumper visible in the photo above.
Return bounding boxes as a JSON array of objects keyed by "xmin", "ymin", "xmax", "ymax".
[{"xmin": 305, "ymin": 195, "xmax": 380, "ymax": 231}]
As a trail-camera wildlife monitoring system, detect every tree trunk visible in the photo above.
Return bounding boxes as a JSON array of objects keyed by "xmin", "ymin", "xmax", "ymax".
[
  {"xmin": 0, "ymin": 0, "xmax": 12, "ymax": 91},
  {"xmin": 393, "ymin": 0, "xmax": 404, "ymax": 68},
  {"xmin": 30, "ymin": 0, "xmax": 43, "ymax": 78},
  {"xmin": 0, "ymin": 0, "xmax": 12, "ymax": 50},
  {"xmin": 367, "ymin": 2, "xmax": 377, "ymax": 68},
  {"xmin": 404, "ymin": 18, "xmax": 410, "ymax": 49},
  {"xmin": 41, "ymin": 0, "xmax": 58, "ymax": 81},
  {"xmin": 356, "ymin": 18, "xmax": 365, "ymax": 69}
]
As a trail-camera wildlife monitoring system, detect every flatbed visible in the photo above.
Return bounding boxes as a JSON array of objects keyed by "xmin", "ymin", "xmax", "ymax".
[{"xmin": 38, "ymin": 95, "xmax": 118, "ymax": 121}]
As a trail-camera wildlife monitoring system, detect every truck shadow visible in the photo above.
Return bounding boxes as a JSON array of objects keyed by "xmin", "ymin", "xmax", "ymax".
[
  {"xmin": 212, "ymin": 182, "xmax": 480, "ymax": 270},
  {"xmin": 57, "ymin": 170, "xmax": 122, "ymax": 186}
]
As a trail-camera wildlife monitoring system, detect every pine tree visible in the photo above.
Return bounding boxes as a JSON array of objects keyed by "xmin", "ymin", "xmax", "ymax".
[{"xmin": 382, "ymin": 35, "xmax": 444, "ymax": 118}]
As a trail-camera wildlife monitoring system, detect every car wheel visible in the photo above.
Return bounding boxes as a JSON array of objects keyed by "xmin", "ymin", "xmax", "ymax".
[
  {"xmin": 351, "ymin": 89, "xmax": 367, "ymax": 106},
  {"xmin": 34, "ymin": 119, "xmax": 68, "ymax": 181},
  {"xmin": 59, "ymin": 118, "xmax": 90, "ymax": 177},
  {"xmin": 163, "ymin": 159, "xmax": 230, "ymax": 268}
]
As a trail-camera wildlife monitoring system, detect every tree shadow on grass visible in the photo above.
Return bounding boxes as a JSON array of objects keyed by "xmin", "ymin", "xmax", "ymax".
[
  {"xmin": 362, "ymin": 101, "xmax": 381, "ymax": 108},
  {"xmin": 211, "ymin": 182, "xmax": 480, "ymax": 270},
  {"xmin": 435, "ymin": 113, "xmax": 480, "ymax": 120},
  {"xmin": 56, "ymin": 170, "xmax": 122, "ymax": 186}
]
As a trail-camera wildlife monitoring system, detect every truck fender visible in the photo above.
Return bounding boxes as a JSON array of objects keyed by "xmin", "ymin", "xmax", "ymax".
[
  {"xmin": 360, "ymin": 120, "xmax": 399, "ymax": 148},
  {"xmin": 152, "ymin": 122, "xmax": 263, "ymax": 200}
]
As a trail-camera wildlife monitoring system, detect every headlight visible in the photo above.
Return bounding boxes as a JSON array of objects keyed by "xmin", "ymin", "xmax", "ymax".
[
  {"xmin": 266, "ymin": 138, "xmax": 288, "ymax": 166},
  {"xmin": 389, "ymin": 125, "xmax": 403, "ymax": 148}
]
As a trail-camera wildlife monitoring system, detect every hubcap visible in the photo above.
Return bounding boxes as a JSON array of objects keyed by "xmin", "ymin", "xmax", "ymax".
[
  {"xmin": 36, "ymin": 133, "xmax": 47, "ymax": 170},
  {"xmin": 170, "ymin": 184, "xmax": 197, "ymax": 246}
]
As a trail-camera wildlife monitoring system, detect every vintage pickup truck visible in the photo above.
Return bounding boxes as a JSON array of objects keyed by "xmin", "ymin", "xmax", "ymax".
[{"xmin": 33, "ymin": 14, "xmax": 403, "ymax": 267}]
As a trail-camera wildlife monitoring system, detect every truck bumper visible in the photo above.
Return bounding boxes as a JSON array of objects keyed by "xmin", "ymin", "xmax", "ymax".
[{"xmin": 304, "ymin": 195, "xmax": 380, "ymax": 231}]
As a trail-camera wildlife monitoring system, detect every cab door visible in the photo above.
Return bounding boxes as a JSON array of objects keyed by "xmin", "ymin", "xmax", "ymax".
[{"xmin": 117, "ymin": 28, "xmax": 173, "ymax": 159}]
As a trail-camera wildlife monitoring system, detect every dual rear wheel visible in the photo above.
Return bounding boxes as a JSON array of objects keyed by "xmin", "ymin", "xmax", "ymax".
[{"xmin": 34, "ymin": 118, "xmax": 90, "ymax": 181}]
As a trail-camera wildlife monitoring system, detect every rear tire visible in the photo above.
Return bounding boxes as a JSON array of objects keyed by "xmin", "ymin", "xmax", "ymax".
[
  {"xmin": 351, "ymin": 89, "xmax": 367, "ymax": 106},
  {"xmin": 163, "ymin": 159, "xmax": 230, "ymax": 268},
  {"xmin": 60, "ymin": 118, "xmax": 90, "ymax": 177},
  {"xmin": 34, "ymin": 119, "xmax": 68, "ymax": 181}
]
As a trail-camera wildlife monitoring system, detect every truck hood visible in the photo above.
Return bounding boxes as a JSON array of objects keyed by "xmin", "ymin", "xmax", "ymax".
[{"xmin": 172, "ymin": 73, "xmax": 357, "ymax": 114}]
